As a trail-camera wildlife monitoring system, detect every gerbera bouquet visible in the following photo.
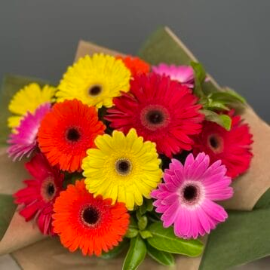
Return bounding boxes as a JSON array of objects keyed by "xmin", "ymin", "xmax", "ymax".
[{"xmin": 1, "ymin": 27, "xmax": 270, "ymax": 270}]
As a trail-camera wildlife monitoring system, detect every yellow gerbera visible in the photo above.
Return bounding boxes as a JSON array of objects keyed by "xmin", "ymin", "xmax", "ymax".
[
  {"xmin": 82, "ymin": 129, "xmax": 162, "ymax": 210},
  {"xmin": 56, "ymin": 53, "xmax": 131, "ymax": 109},
  {"xmin": 8, "ymin": 83, "xmax": 55, "ymax": 129}
]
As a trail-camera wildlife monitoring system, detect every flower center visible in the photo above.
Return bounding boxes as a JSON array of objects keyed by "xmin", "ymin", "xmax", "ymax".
[
  {"xmin": 47, "ymin": 183, "xmax": 55, "ymax": 197},
  {"xmin": 183, "ymin": 185, "xmax": 197, "ymax": 201},
  {"xmin": 66, "ymin": 128, "xmax": 81, "ymax": 142},
  {"xmin": 41, "ymin": 178, "xmax": 57, "ymax": 202},
  {"xmin": 115, "ymin": 159, "xmax": 132, "ymax": 175},
  {"xmin": 82, "ymin": 206, "xmax": 100, "ymax": 226},
  {"xmin": 140, "ymin": 105, "xmax": 170, "ymax": 131},
  {"xmin": 89, "ymin": 85, "xmax": 102, "ymax": 96},
  {"xmin": 146, "ymin": 110, "xmax": 164, "ymax": 124},
  {"xmin": 180, "ymin": 182, "xmax": 203, "ymax": 207},
  {"xmin": 208, "ymin": 134, "xmax": 223, "ymax": 153}
]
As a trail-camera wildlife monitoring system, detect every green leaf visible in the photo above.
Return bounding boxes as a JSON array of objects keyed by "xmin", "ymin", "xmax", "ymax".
[
  {"xmin": 146, "ymin": 199, "xmax": 154, "ymax": 212},
  {"xmin": 138, "ymin": 215, "xmax": 148, "ymax": 231},
  {"xmin": 122, "ymin": 236, "xmax": 147, "ymax": 270},
  {"xmin": 147, "ymin": 243, "xmax": 175, "ymax": 266},
  {"xmin": 129, "ymin": 216, "xmax": 138, "ymax": 230},
  {"xmin": 147, "ymin": 222, "xmax": 203, "ymax": 257},
  {"xmin": 0, "ymin": 194, "xmax": 17, "ymax": 241},
  {"xmin": 202, "ymin": 110, "xmax": 232, "ymax": 131},
  {"xmin": 125, "ymin": 228, "xmax": 139, "ymax": 239},
  {"xmin": 139, "ymin": 230, "xmax": 153, "ymax": 239},
  {"xmin": 210, "ymin": 88, "xmax": 246, "ymax": 104},
  {"xmin": 200, "ymin": 207, "xmax": 270, "ymax": 270},
  {"xmin": 204, "ymin": 99, "xmax": 230, "ymax": 111},
  {"xmin": 191, "ymin": 62, "xmax": 206, "ymax": 84},
  {"xmin": 138, "ymin": 199, "xmax": 153, "ymax": 215},
  {"xmin": 0, "ymin": 75, "xmax": 53, "ymax": 146},
  {"xmin": 101, "ymin": 239, "xmax": 129, "ymax": 259},
  {"xmin": 254, "ymin": 189, "xmax": 270, "ymax": 209},
  {"xmin": 191, "ymin": 62, "xmax": 206, "ymax": 98},
  {"xmin": 138, "ymin": 203, "xmax": 147, "ymax": 216}
]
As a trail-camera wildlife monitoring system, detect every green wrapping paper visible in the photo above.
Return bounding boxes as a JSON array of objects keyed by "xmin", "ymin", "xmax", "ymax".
[{"xmin": 0, "ymin": 27, "xmax": 270, "ymax": 269}]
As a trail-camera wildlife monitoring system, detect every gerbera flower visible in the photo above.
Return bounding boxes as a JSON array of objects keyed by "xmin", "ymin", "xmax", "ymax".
[
  {"xmin": 152, "ymin": 63, "xmax": 194, "ymax": 88},
  {"xmin": 8, "ymin": 83, "xmax": 55, "ymax": 129},
  {"xmin": 82, "ymin": 128, "xmax": 162, "ymax": 210},
  {"xmin": 151, "ymin": 153, "xmax": 233, "ymax": 239},
  {"xmin": 116, "ymin": 55, "xmax": 150, "ymax": 77},
  {"xmin": 193, "ymin": 112, "xmax": 253, "ymax": 179},
  {"xmin": 106, "ymin": 74, "xmax": 204, "ymax": 157},
  {"xmin": 38, "ymin": 99, "xmax": 105, "ymax": 172},
  {"xmin": 8, "ymin": 103, "xmax": 51, "ymax": 161},
  {"xmin": 56, "ymin": 54, "xmax": 131, "ymax": 109},
  {"xmin": 53, "ymin": 180, "xmax": 129, "ymax": 256},
  {"xmin": 14, "ymin": 153, "xmax": 64, "ymax": 235}
]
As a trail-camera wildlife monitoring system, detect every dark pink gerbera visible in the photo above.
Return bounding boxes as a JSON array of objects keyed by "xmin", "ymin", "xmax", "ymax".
[
  {"xmin": 14, "ymin": 153, "xmax": 64, "ymax": 235},
  {"xmin": 193, "ymin": 112, "xmax": 253, "ymax": 179},
  {"xmin": 105, "ymin": 74, "xmax": 204, "ymax": 157}
]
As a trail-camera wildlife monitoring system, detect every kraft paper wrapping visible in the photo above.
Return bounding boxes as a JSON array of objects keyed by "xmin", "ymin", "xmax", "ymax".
[{"xmin": 0, "ymin": 27, "xmax": 269, "ymax": 269}]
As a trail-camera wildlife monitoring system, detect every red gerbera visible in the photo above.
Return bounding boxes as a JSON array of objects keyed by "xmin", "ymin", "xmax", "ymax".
[
  {"xmin": 193, "ymin": 112, "xmax": 253, "ymax": 179},
  {"xmin": 14, "ymin": 153, "xmax": 64, "ymax": 235},
  {"xmin": 53, "ymin": 180, "xmax": 130, "ymax": 257},
  {"xmin": 37, "ymin": 99, "xmax": 105, "ymax": 172},
  {"xmin": 105, "ymin": 74, "xmax": 204, "ymax": 157},
  {"xmin": 116, "ymin": 55, "xmax": 150, "ymax": 77}
]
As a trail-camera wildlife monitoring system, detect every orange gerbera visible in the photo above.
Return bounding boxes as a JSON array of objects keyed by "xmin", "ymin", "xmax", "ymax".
[
  {"xmin": 37, "ymin": 99, "xmax": 105, "ymax": 172},
  {"xmin": 53, "ymin": 180, "xmax": 130, "ymax": 256},
  {"xmin": 116, "ymin": 55, "xmax": 150, "ymax": 77}
]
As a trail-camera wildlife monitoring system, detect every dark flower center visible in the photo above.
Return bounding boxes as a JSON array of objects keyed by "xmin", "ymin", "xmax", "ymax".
[
  {"xmin": 209, "ymin": 136, "xmax": 219, "ymax": 149},
  {"xmin": 47, "ymin": 183, "xmax": 55, "ymax": 197},
  {"xmin": 66, "ymin": 128, "xmax": 81, "ymax": 142},
  {"xmin": 146, "ymin": 110, "xmax": 164, "ymax": 124},
  {"xmin": 82, "ymin": 206, "xmax": 100, "ymax": 226},
  {"xmin": 183, "ymin": 185, "xmax": 197, "ymax": 201},
  {"xmin": 41, "ymin": 179, "xmax": 57, "ymax": 202},
  {"xmin": 140, "ymin": 105, "xmax": 170, "ymax": 131},
  {"xmin": 89, "ymin": 85, "xmax": 102, "ymax": 96},
  {"xmin": 208, "ymin": 134, "xmax": 223, "ymax": 153},
  {"xmin": 116, "ymin": 159, "xmax": 132, "ymax": 175}
]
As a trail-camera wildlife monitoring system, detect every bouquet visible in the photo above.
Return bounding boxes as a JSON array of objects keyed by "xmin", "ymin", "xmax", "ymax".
[{"xmin": 1, "ymin": 27, "xmax": 270, "ymax": 270}]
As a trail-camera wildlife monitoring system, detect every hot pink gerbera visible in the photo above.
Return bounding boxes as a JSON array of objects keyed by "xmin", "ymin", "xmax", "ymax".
[
  {"xmin": 193, "ymin": 112, "xmax": 253, "ymax": 179},
  {"xmin": 106, "ymin": 74, "xmax": 204, "ymax": 157},
  {"xmin": 152, "ymin": 64, "xmax": 194, "ymax": 88},
  {"xmin": 151, "ymin": 153, "xmax": 233, "ymax": 239},
  {"xmin": 8, "ymin": 103, "xmax": 51, "ymax": 161},
  {"xmin": 14, "ymin": 153, "xmax": 64, "ymax": 235}
]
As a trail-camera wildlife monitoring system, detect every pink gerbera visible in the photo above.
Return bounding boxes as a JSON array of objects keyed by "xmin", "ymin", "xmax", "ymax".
[
  {"xmin": 14, "ymin": 153, "xmax": 64, "ymax": 235},
  {"xmin": 106, "ymin": 74, "xmax": 204, "ymax": 157},
  {"xmin": 193, "ymin": 112, "xmax": 253, "ymax": 179},
  {"xmin": 151, "ymin": 153, "xmax": 233, "ymax": 239},
  {"xmin": 152, "ymin": 64, "xmax": 194, "ymax": 88},
  {"xmin": 8, "ymin": 103, "xmax": 51, "ymax": 161}
]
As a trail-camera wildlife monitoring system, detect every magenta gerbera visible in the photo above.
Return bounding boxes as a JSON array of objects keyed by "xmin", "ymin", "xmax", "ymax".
[
  {"xmin": 14, "ymin": 153, "xmax": 64, "ymax": 235},
  {"xmin": 106, "ymin": 74, "xmax": 204, "ymax": 157},
  {"xmin": 151, "ymin": 153, "xmax": 233, "ymax": 239},
  {"xmin": 8, "ymin": 103, "xmax": 51, "ymax": 161},
  {"xmin": 152, "ymin": 63, "xmax": 194, "ymax": 88}
]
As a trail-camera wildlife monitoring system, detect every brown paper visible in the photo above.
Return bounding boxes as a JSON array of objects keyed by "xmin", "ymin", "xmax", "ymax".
[
  {"xmin": 1, "ymin": 27, "xmax": 270, "ymax": 269},
  {"xmin": 12, "ymin": 238, "xmax": 173, "ymax": 270},
  {"xmin": 0, "ymin": 148, "xmax": 44, "ymax": 256}
]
